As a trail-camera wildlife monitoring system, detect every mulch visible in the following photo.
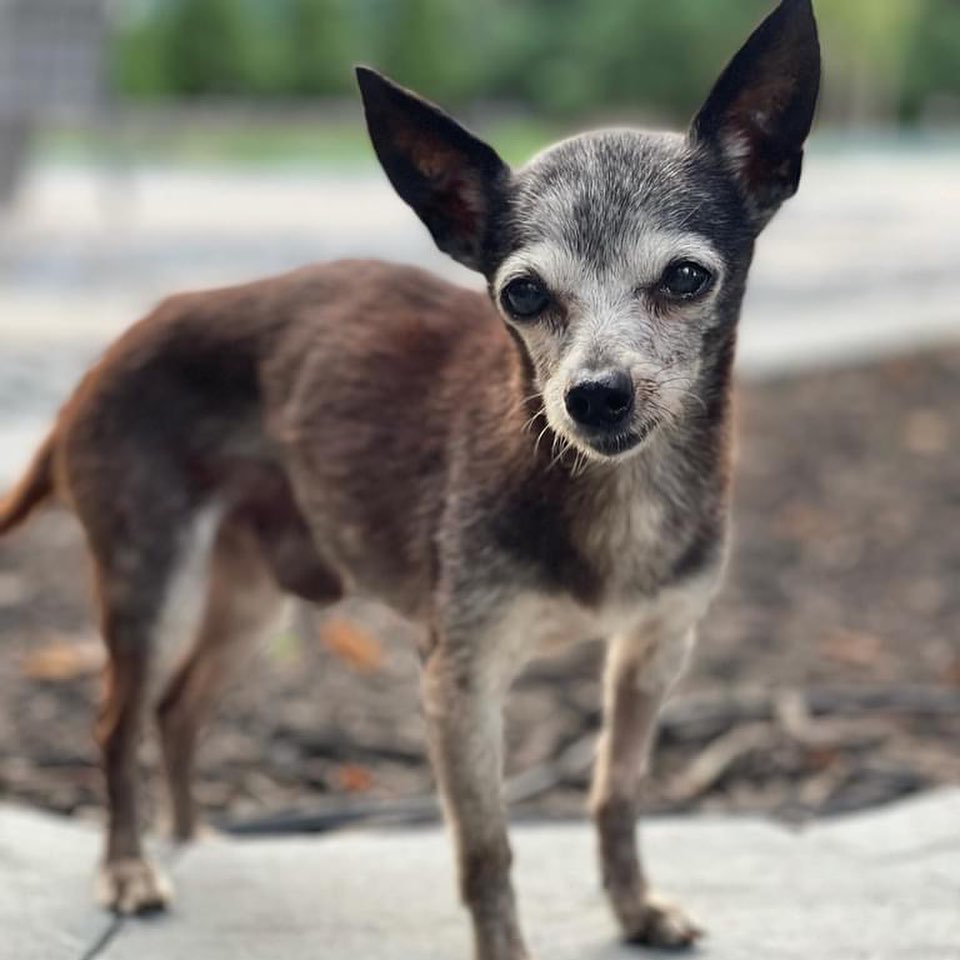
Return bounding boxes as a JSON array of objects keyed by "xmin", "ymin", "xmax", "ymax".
[{"xmin": 1, "ymin": 347, "xmax": 958, "ymax": 832}]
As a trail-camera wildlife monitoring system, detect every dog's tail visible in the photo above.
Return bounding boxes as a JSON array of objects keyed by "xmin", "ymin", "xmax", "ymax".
[{"xmin": 0, "ymin": 430, "xmax": 56, "ymax": 536}]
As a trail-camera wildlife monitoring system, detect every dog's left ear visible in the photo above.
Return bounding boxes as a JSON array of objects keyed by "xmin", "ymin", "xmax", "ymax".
[
  {"xmin": 356, "ymin": 66, "xmax": 510, "ymax": 273},
  {"xmin": 691, "ymin": 0, "xmax": 821, "ymax": 230}
]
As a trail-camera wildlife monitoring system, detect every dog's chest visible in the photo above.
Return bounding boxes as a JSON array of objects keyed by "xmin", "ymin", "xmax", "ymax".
[
  {"xmin": 494, "ymin": 470, "xmax": 720, "ymax": 655},
  {"xmin": 497, "ymin": 568, "xmax": 715, "ymax": 663},
  {"xmin": 564, "ymin": 466, "xmax": 696, "ymax": 604},
  {"xmin": 499, "ymin": 592, "xmax": 642, "ymax": 654},
  {"xmin": 583, "ymin": 485, "xmax": 671, "ymax": 584}
]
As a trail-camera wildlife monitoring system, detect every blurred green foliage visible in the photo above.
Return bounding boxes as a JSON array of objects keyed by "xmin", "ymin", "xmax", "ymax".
[{"xmin": 114, "ymin": 0, "xmax": 960, "ymax": 125}]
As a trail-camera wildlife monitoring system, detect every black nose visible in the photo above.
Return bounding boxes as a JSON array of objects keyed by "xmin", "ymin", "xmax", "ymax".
[{"xmin": 564, "ymin": 370, "xmax": 635, "ymax": 430}]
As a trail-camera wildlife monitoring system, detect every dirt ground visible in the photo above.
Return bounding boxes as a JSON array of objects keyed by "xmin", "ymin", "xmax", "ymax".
[{"xmin": 1, "ymin": 348, "xmax": 958, "ymax": 834}]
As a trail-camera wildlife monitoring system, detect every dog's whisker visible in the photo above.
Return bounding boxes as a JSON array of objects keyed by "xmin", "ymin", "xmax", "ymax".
[
  {"xmin": 548, "ymin": 434, "xmax": 576, "ymax": 473},
  {"xmin": 521, "ymin": 404, "xmax": 547, "ymax": 435},
  {"xmin": 573, "ymin": 449, "xmax": 592, "ymax": 479},
  {"xmin": 534, "ymin": 421, "xmax": 552, "ymax": 456}
]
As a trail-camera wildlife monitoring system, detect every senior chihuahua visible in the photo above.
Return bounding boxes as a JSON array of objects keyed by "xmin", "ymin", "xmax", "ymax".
[{"xmin": 0, "ymin": 0, "xmax": 819, "ymax": 955}]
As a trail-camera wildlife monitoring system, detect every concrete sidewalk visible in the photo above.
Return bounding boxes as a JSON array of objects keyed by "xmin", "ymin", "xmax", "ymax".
[{"xmin": 2, "ymin": 791, "xmax": 958, "ymax": 960}]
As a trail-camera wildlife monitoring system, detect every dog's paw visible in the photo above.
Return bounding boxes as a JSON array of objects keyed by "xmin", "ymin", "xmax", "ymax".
[
  {"xmin": 624, "ymin": 895, "xmax": 703, "ymax": 951},
  {"xmin": 96, "ymin": 858, "xmax": 173, "ymax": 915}
]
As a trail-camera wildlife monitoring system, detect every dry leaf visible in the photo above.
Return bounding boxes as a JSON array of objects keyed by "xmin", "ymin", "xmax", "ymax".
[
  {"xmin": 319, "ymin": 617, "xmax": 384, "ymax": 674},
  {"xmin": 335, "ymin": 763, "xmax": 374, "ymax": 794},
  {"xmin": 903, "ymin": 409, "xmax": 948, "ymax": 455},
  {"xmin": 945, "ymin": 657, "xmax": 960, "ymax": 688},
  {"xmin": 774, "ymin": 500, "xmax": 832, "ymax": 541},
  {"xmin": 22, "ymin": 637, "xmax": 104, "ymax": 682},
  {"xmin": 803, "ymin": 745, "xmax": 843, "ymax": 771},
  {"xmin": 819, "ymin": 629, "xmax": 883, "ymax": 667}
]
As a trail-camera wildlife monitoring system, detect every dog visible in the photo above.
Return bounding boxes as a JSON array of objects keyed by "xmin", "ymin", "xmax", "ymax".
[{"xmin": 0, "ymin": 1, "xmax": 819, "ymax": 955}]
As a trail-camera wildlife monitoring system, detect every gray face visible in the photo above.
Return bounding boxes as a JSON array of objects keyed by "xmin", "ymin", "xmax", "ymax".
[{"xmin": 493, "ymin": 130, "xmax": 751, "ymax": 461}]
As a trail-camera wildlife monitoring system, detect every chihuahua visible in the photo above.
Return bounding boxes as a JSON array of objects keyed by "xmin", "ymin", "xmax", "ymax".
[{"xmin": 0, "ymin": 1, "xmax": 819, "ymax": 955}]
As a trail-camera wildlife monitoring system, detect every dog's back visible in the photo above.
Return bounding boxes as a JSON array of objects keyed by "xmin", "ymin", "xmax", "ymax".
[{"xmin": 3, "ymin": 259, "xmax": 513, "ymax": 611}]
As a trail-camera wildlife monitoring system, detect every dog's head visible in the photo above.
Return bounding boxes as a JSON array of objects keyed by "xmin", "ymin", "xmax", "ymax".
[{"xmin": 358, "ymin": 0, "xmax": 820, "ymax": 461}]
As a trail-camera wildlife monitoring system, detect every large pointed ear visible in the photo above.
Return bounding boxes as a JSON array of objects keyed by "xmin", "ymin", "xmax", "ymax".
[
  {"xmin": 691, "ymin": 0, "xmax": 821, "ymax": 231},
  {"xmin": 356, "ymin": 67, "xmax": 510, "ymax": 273}
]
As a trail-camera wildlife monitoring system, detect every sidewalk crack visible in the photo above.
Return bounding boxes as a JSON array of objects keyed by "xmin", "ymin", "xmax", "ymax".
[{"xmin": 78, "ymin": 916, "xmax": 124, "ymax": 960}]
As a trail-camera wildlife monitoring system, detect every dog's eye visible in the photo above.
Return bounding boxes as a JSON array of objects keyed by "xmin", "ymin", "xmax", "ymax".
[
  {"xmin": 501, "ymin": 277, "xmax": 550, "ymax": 319},
  {"xmin": 658, "ymin": 261, "xmax": 714, "ymax": 301}
]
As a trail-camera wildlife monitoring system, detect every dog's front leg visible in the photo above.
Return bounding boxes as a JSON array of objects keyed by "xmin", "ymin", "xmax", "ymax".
[
  {"xmin": 422, "ymin": 637, "xmax": 530, "ymax": 960},
  {"xmin": 589, "ymin": 627, "xmax": 702, "ymax": 950}
]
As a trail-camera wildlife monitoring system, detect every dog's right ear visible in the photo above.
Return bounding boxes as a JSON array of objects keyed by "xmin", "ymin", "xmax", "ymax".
[
  {"xmin": 356, "ymin": 67, "xmax": 510, "ymax": 274},
  {"xmin": 691, "ymin": 0, "xmax": 821, "ymax": 231}
]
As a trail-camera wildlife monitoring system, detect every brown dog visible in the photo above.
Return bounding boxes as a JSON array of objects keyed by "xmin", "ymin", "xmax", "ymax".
[{"xmin": 0, "ymin": 2, "xmax": 819, "ymax": 955}]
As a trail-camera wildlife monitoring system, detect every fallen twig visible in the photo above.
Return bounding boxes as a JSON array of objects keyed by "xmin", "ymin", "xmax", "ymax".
[{"xmin": 666, "ymin": 722, "xmax": 774, "ymax": 802}]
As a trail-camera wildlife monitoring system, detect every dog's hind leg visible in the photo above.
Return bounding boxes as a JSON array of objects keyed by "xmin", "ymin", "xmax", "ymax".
[
  {"xmin": 157, "ymin": 472, "xmax": 344, "ymax": 844},
  {"xmin": 91, "ymin": 501, "xmax": 222, "ymax": 914},
  {"xmin": 155, "ymin": 518, "xmax": 285, "ymax": 843}
]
